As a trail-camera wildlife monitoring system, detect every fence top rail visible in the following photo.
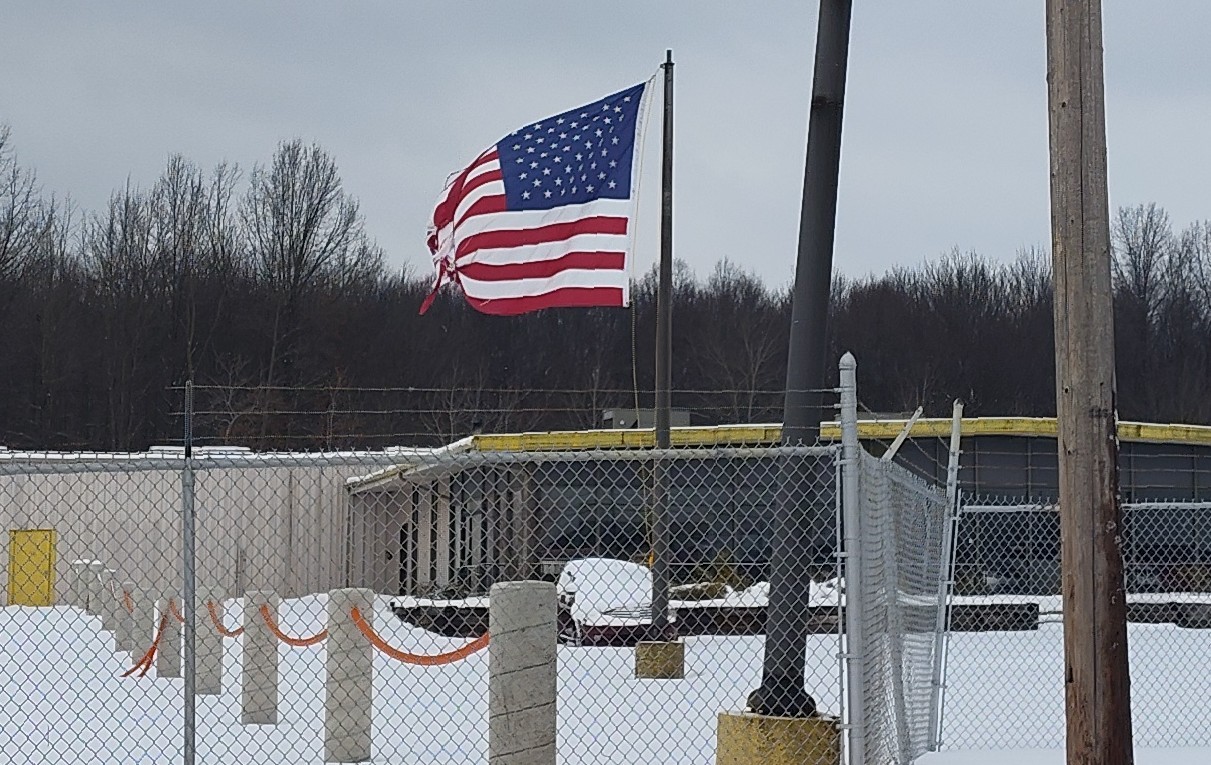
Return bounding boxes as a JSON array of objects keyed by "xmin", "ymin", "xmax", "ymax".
[{"xmin": 962, "ymin": 501, "xmax": 1211, "ymax": 513}]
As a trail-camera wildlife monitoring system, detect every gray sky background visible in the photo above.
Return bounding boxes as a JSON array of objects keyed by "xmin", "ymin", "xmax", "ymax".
[{"xmin": 2, "ymin": 2, "xmax": 1208, "ymax": 288}]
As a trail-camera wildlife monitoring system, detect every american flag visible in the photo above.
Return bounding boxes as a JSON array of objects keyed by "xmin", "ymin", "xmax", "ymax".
[{"xmin": 420, "ymin": 81, "xmax": 650, "ymax": 315}]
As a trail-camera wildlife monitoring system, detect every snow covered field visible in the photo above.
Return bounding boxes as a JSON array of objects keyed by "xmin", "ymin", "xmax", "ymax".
[{"xmin": 1, "ymin": 595, "xmax": 1208, "ymax": 764}]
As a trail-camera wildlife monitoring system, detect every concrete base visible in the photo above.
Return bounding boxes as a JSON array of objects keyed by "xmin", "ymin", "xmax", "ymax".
[
  {"xmin": 101, "ymin": 569, "xmax": 118, "ymax": 634},
  {"xmin": 634, "ymin": 640, "xmax": 685, "ymax": 679},
  {"xmin": 325, "ymin": 587, "xmax": 374, "ymax": 763},
  {"xmin": 116, "ymin": 581, "xmax": 135, "ymax": 652},
  {"xmin": 716, "ymin": 712, "xmax": 840, "ymax": 765},
  {"xmin": 196, "ymin": 588, "xmax": 224, "ymax": 695},
  {"xmin": 131, "ymin": 586, "xmax": 153, "ymax": 667},
  {"xmin": 489, "ymin": 581, "xmax": 557, "ymax": 765},
  {"xmin": 243, "ymin": 590, "xmax": 279, "ymax": 725},
  {"xmin": 156, "ymin": 594, "xmax": 182, "ymax": 678},
  {"xmin": 86, "ymin": 562, "xmax": 104, "ymax": 616}
]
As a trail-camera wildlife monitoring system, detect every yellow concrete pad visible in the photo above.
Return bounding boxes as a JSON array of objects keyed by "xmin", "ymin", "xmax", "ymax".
[
  {"xmin": 634, "ymin": 640, "xmax": 685, "ymax": 679},
  {"xmin": 716, "ymin": 712, "xmax": 840, "ymax": 765}
]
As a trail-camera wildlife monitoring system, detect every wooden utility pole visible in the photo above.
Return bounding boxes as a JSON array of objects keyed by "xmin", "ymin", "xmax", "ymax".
[{"xmin": 1045, "ymin": 2, "xmax": 1134, "ymax": 764}]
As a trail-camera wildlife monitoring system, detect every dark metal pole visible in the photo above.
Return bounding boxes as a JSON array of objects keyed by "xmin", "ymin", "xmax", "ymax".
[
  {"xmin": 751, "ymin": 0, "xmax": 852, "ymax": 717},
  {"xmin": 182, "ymin": 380, "xmax": 196, "ymax": 765},
  {"xmin": 650, "ymin": 49, "xmax": 675, "ymax": 639}
]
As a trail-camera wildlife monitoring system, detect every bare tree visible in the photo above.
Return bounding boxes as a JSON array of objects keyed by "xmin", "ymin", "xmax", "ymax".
[
  {"xmin": 242, "ymin": 140, "xmax": 380, "ymax": 388},
  {"xmin": 0, "ymin": 126, "xmax": 43, "ymax": 295},
  {"xmin": 694, "ymin": 260, "xmax": 785, "ymax": 422},
  {"xmin": 1112, "ymin": 204, "xmax": 1174, "ymax": 417}
]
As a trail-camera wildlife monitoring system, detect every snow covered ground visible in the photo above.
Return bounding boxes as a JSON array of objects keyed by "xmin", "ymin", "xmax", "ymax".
[
  {"xmin": 920, "ymin": 750, "xmax": 1211, "ymax": 765},
  {"xmin": 1, "ymin": 595, "xmax": 1208, "ymax": 764}
]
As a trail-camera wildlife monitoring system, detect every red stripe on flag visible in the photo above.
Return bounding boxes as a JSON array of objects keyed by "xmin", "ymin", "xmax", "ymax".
[
  {"xmin": 455, "ymin": 216, "xmax": 629, "ymax": 259},
  {"xmin": 460, "ymin": 168, "xmax": 503, "ymax": 199},
  {"xmin": 454, "ymin": 194, "xmax": 508, "ymax": 229},
  {"xmin": 464, "ymin": 287, "xmax": 626, "ymax": 316},
  {"xmin": 431, "ymin": 149, "xmax": 500, "ymax": 238},
  {"xmin": 457, "ymin": 251, "xmax": 626, "ymax": 282}
]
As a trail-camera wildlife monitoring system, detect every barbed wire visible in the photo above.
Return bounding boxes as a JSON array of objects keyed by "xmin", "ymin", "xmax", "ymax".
[{"xmin": 172, "ymin": 384, "xmax": 842, "ymax": 395}]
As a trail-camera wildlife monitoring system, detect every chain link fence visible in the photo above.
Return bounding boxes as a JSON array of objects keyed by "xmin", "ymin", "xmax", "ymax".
[
  {"xmin": 939, "ymin": 495, "xmax": 1211, "ymax": 751},
  {"xmin": 0, "ymin": 353, "xmax": 972, "ymax": 765},
  {"xmin": 24, "ymin": 396, "xmax": 1211, "ymax": 760},
  {"xmin": 853, "ymin": 452, "xmax": 952, "ymax": 765},
  {"xmin": 0, "ymin": 383, "xmax": 953, "ymax": 764},
  {"xmin": 0, "ymin": 445, "xmax": 846, "ymax": 764}
]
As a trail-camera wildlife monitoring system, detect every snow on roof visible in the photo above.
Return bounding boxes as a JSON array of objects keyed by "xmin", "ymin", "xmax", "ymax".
[
  {"xmin": 344, "ymin": 436, "xmax": 476, "ymax": 491},
  {"xmin": 0, "ymin": 444, "xmax": 443, "ymax": 475}
]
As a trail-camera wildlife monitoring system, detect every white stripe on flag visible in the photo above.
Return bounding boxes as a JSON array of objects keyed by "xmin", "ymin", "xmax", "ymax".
[
  {"xmin": 463, "ymin": 232, "xmax": 628, "ymax": 266},
  {"xmin": 459, "ymin": 268, "xmax": 630, "ymax": 300},
  {"xmin": 453, "ymin": 179, "xmax": 506, "ymax": 226},
  {"xmin": 453, "ymin": 198, "xmax": 632, "ymax": 240}
]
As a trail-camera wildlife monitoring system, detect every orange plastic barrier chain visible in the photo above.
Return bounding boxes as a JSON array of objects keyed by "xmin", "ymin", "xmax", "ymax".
[
  {"xmin": 122, "ymin": 590, "xmax": 134, "ymax": 614},
  {"xmin": 207, "ymin": 601, "xmax": 244, "ymax": 638},
  {"xmin": 349, "ymin": 606, "xmax": 489, "ymax": 666},
  {"xmin": 169, "ymin": 599, "xmax": 185, "ymax": 624},
  {"xmin": 259, "ymin": 604, "xmax": 328, "ymax": 647},
  {"xmin": 122, "ymin": 612, "xmax": 170, "ymax": 678}
]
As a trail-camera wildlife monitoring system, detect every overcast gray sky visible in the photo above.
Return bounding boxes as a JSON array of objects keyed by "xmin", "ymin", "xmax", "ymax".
[{"xmin": 2, "ymin": 2, "xmax": 1208, "ymax": 288}]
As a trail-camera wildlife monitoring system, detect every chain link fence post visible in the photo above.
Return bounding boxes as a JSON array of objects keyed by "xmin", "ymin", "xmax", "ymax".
[
  {"xmin": 838, "ymin": 352, "xmax": 865, "ymax": 765},
  {"xmin": 928, "ymin": 399, "xmax": 964, "ymax": 750},
  {"xmin": 182, "ymin": 379, "xmax": 197, "ymax": 765}
]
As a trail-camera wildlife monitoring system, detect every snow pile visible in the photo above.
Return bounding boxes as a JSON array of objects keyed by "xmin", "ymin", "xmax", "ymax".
[
  {"xmin": 558, "ymin": 557, "xmax": 651, "ymax": 623},
  {"xmin": 553, "ymin": 559, "xmax": 848, "ymax": 624},
  {"xmin": 0, "ymin": 594, "xmax": 1209, "ymax": 762},
  {"xmin": 676, "ymin": 577, "xmax": 844, "ymax": 609}
]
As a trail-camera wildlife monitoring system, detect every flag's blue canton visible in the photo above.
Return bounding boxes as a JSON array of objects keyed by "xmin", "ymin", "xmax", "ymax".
[{"xmin": 496, "ymin": 82, "xmax": 646, "ymax": 212}]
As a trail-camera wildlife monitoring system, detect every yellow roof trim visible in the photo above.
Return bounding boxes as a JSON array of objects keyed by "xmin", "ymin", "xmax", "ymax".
[
  {"xmin": 472, "ymin": 425, "xmax": 782, "ymax": 452},
  {"xmin": 469, "ymin": 417, "xmax": 1211, "ymax": 452}
]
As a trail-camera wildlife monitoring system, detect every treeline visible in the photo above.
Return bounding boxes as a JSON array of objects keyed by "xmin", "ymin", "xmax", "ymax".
[{"xmin": 1, "ymin": 128, "xmax": 1209, "ymax": 451}]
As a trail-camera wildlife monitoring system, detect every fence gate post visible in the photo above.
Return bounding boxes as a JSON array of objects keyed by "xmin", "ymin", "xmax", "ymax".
[
  {"xmin": 325, "ymin": 587, "xmax": 374, "ymax": 762},
  {"xmin": 196, "ymin": 587, "xmax": 224, "ymax": 695},
  {"xmin": 157, "ymin": 591, "xmax": 182, "ymax": 678},
  {"xmin": 929, "ymin": 399, "xmax": 964, "ymax": 750},
  {"xmin": 839, "ymin": 352, "xmax": 866, "ymax": 765},
  {"xmin": 242, "ymin": 590, "xmax": 279, "ymax": 725},
  {"xmin": 489, "ymin": 580, "xmax": 556, "ymax": 765}
]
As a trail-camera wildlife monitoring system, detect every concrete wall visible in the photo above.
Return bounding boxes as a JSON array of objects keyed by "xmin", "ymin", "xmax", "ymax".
[{"xmin": 0, "ymin": 461, "xmax": 386, "ymax": 606}]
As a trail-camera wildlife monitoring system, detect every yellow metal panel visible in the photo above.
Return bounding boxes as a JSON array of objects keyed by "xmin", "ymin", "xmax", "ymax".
[
  {"xmin": 472, "ymin": 424, "xmax": 783, "ymax": 452},
  {"xmin": 469, "ymin": 417, "xmax": 1211, "ymax": 454},
  {"xmin": 8, "ymin": 529, "xmax": 57, "ymax": 607}
]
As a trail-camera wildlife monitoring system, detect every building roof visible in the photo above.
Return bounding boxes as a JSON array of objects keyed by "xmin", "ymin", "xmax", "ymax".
[{"xmin": 343, "ymin": 416, "xmax": 1211, "ymax": 493}]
